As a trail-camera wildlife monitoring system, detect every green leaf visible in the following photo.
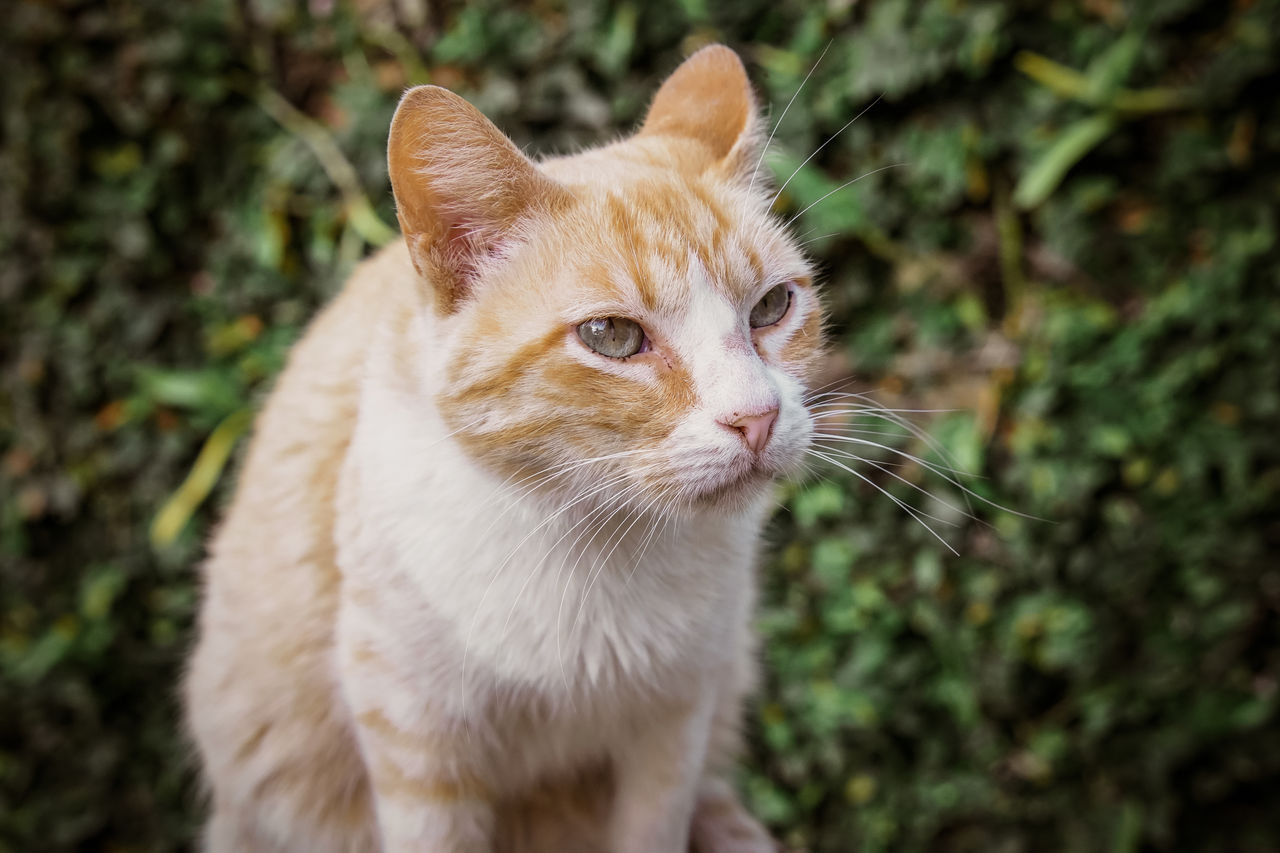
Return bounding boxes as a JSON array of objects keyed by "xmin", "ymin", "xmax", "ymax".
[
  {"xmin": 1014, "ymin": 113, "xmax": 1117, "ymax": 209},
  {"xmin": 136, "ymin": 367, "xmax": 243, "ymax": 415},
  {"xmin": 1083, "ymin": 31, "xmax": 1144, "ymax": 104}
]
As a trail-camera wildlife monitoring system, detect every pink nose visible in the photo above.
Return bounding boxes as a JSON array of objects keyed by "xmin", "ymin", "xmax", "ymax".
[{"xmin": 721, "ymin": 408, "xmax": 779, "ymax": 454}]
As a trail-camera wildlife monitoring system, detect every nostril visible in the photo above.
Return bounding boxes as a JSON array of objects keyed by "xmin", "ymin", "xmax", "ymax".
[{"xmin": 721, "ymin": 407, "xmax": 779, "ymax": 454}]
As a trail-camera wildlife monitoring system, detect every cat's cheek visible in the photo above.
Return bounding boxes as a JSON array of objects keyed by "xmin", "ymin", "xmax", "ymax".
[
  {"xmin": 750, "ymin": 287, "xmax": 819, "ymax": 363},
  {"xmin": 553, "ymin": 339, "xmax": 697, "ymax": 456},
  {"xmin": 776, "ymin": 299, "xmax": 826, "ymax": 380}
]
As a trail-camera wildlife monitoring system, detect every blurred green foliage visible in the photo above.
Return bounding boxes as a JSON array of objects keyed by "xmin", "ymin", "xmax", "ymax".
[{"xmin": 3, "ymin": 0, "xmax": 1279, "ymax": 850}]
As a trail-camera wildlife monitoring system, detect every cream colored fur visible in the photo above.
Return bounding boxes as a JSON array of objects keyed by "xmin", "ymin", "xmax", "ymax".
[{"xmin": 185, "ymin": 45, "xmax": 819, "ymax": 852}]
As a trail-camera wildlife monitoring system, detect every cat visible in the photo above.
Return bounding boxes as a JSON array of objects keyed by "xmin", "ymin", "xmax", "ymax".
[{"xmin": 184, "ymin": 44, "xmax": 825, "ymax": 852}]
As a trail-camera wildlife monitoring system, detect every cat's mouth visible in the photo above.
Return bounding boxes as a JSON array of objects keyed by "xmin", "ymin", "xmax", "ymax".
[{"xmin": 641, "ymin": 414, "xmax": 810, "ymax": 509}]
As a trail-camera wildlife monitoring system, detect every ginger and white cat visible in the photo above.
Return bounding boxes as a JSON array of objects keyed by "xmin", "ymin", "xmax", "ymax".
[{"xmin": 185, "ymin": 45, "xmax": 824, "ymax": 852}]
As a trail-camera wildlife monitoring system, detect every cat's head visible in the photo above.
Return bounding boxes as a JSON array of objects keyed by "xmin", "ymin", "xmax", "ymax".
[{"xmin": 388, "ymin": 45, "xmax": 824, "ymax": 513}]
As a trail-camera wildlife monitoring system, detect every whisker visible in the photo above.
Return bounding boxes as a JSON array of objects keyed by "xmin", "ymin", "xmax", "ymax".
[
  {"xmin": 472, "ymin": 449, "xmax": 651, "ymax": 545},
  {"xmin": 798, "ymin": 231, "xmax": 841, "ymax": 250},
  {"xmin": 807, "ymin": 448, "xmax": 959, "ymax": 555},
  {"xmin": 813, "ymin": 433, "xmax": 1041, "ymax": 520},
  {"xmin": 809, "ymin": 391, "xmax": 975, "ymax": 512},
  {"xmin": 809, "ymin": 401, "xmax": 958, "ymax": 415},
  {"xmin": 749, "ymin": 40, "xmax": 832, "ymax": 195},
  {"xmin": 496, "ymin": 481, "xmax": 640, "ymax": 646},
  {"xmin": 777, "ymin": 458, "xmax": 839, "ymax": 515},
  {"xmin": 624, "ymin": 500, "xmax": 673, "ymax": 589},
  {"xmin": 770, "ymin": 94, "xmax": 883, "ymax": 208},
  {"xmin": 809, "ymin": 399, "xmax": 961, "ymax": 470},
  {"xmin": 802, "ymin": 375, "xmax": 862, "ymax": 401},
  {"xmin": 786, "ymin": 163, "xmax": 908, "ymax": 227},
  {"xmin": 813, "ymin": 432, "xmax": 970, "ymax": 477},
  {"xmin": 814, "ymin": 427, "xmax": 974, "ymax": 519},
  {"xmin": 460, "ymin": 469, "xmax": 636, "ymax": 736},
  {"xmin": 815, "ymin": 425, "xmax": 924, "ymax": 440},
  {"xmin": 555, "ymin": 486, "xmax": 648, "ymax": 693},
  {"xmin": 544, "ymin": 491, "xmax": 630, "ymax": 705},
  {"xmin": 569, "ymin": 490, "xmax": 663, "ymax": 653},
  {"xmin": 790, "ymin": 222, "xmax": 827, "ymax": 244},
  {"xmin": 823, "ymin": 388, "xmax": 967, "ymax": 467},
  {"xmin": 494, "ymin": 448, "xmax": 649, "ymax": 503},
  {"xmin": 810, "ymin": 444, "xmax": 969, "ymax": 520}
]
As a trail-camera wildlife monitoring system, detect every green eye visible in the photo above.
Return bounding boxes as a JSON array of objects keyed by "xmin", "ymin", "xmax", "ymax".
[
  {"xmin": 749, "ymin": 283, "xmax": 791, "ymax": 328},
  {"xmin": 577, "ymin": 317, "xmax": 646, "ymax": 358}
]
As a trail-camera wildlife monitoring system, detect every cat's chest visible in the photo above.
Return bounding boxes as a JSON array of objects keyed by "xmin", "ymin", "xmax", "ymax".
[
  {"xmin": 337, "ymin": 381, "xmax": 766, "ymax": 693},
  {"xmin": 350, "ymin": 482, "xmax": 754, "ymax": 690},
  {"xmin": 474, "ymin": 513, "xmax": 746, "ymax": 680}
]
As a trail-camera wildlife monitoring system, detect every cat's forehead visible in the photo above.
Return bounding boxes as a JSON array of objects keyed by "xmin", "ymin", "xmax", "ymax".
[{"xmin": 536, "ymin": 170, "xmax": 802, "ymax": 315}]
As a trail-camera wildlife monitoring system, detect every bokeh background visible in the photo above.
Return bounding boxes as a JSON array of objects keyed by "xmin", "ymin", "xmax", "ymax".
[{"xmin": 4, "ymin": 0, "xmax": 1280, "ymax": 850}]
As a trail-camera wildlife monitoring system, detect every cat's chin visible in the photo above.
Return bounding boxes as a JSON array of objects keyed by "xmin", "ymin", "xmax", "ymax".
[{"xmin": 684, "ymin": 463, "xmax": 782, "ymax": 512}]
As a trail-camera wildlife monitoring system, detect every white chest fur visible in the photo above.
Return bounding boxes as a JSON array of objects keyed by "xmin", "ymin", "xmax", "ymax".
[{"xmin": 334, "ymin": 334, "xmax": 769, "ymax": 722}]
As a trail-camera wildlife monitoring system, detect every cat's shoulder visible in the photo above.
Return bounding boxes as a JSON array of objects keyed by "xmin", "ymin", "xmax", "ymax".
[{"xmin": 294, "ymin": 239, "xmax": 419, "ymax": 356}]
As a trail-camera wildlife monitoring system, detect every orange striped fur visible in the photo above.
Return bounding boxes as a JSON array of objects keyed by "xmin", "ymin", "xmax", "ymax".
[{"xmin": 185, "ymin": 45, "xmax": 824, "ymax": 852}]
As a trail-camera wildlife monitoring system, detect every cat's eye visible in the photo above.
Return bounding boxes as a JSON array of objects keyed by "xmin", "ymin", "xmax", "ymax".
[
  {"xmin": 577, "ymin": 317, "xmax": 646, "ymax": 358},
  {"xmin": 749, "ymin": 283, "xmax": 791, "ymax": 328}
]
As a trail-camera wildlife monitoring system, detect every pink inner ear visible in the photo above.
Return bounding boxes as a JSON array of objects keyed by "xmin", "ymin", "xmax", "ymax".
[
  {"xmin": 387, "ymin": 85, "xmax": 569, "ymax": 311},
  {"xmin": 440, "ymin": 220, "xmax": 508, "ymax": 286}
]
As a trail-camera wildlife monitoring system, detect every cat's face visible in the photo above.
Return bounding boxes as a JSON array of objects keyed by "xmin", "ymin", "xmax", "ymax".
[{"xmin": 389, "ymin": 46, "xmax": 823, "ymax": 513}]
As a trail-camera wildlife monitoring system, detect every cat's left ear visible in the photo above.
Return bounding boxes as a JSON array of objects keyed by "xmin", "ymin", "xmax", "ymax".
[
  {"xmin": 388, "ymin": 86, "xmax": 569, "ymax": 313},
  {"xmin": 638, "ymin": 44, "xmax": 762, "ymax": 184}
]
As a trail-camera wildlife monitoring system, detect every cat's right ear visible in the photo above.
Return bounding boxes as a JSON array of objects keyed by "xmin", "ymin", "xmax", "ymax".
[
  {"xmin": 638, "ymin": 44, "xmax": 762, "ymax": 185},
  {"xmin": 388, "ymin": 86, "xmax": 567, "ymax": 313}
]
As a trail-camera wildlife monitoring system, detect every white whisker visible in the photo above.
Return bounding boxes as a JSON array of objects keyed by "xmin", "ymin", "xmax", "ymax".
[
  {"xmin": 624, "ymin": 500, "xmax": 673, "ymax": 589},
  {"xmin": 799, "ymin": 231, "xmax": 841, "ymax": 249},
  {"xmin": 459, "ymin": 469, "xmax": 636, "ymax": 738},
  {"xmin": 813, "ymin": 433, "xmax": 1039, "ymax": 519},
  {"xmin": 770, "ymin": 94, "xmax": 883, "ymax": 208},
  {"xmin": 813, "ymin": 432, "xmax": 970, "ymax": 478},
  {"xmin": 806, "ymin": 448, "xmax": 959, "ymax": 554},
  {"xmin": 569, "ymin": 492, "xmax": 661, "ymax": 656},
  {"xmin": 749, "ymin": 40, "xmax": 832, "ymax": 195},
  {"xmin": 786, "ymin": 163, "xmax": 908, "ymax": 227},
  {"xmin": 809, "ymin": 396, "xmax": 961, "ymax": 468},
  {"xmin": 811, "ymin": 444, "xmax": 968, "ymax": 520},
  {"xmin": 470, "ymin": 449, "xmax": 651, "ymax": 551},
  {"xmin": 555, "ymin": 485, "xmax": 648, "ymax": 694}
]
